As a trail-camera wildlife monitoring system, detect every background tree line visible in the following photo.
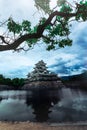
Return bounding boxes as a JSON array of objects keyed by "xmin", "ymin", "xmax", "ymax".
[{"xmin": 0, "ymin": 74, "xmax": 25, "ymax": 89}]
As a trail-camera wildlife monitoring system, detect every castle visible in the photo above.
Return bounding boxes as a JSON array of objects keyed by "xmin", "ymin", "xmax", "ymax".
[{"xmin": 22, "ymin": 60, "xmax": 64, "ymax": 90}]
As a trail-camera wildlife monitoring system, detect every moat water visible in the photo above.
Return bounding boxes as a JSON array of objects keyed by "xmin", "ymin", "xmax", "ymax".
[{"xmin": 0, "ymin": 88, "xmax": 87, "ymax": 122}]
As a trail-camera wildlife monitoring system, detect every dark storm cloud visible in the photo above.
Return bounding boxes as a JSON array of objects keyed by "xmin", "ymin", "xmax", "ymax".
[
  {"xmin": 48, "ymin": 57, "xmax": 87, "ymax": 76},
  {"xmin": 48, "ymin": 59, "xmax": 70, "ymax": 74}
]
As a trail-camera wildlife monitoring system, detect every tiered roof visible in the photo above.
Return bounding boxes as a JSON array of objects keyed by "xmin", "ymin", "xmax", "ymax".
[{"xmin": 27, "ymin": 60, "xmax": 59, "ymax": 81}]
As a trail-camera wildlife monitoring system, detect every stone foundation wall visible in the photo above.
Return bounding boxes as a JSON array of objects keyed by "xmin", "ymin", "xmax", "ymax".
[{"xmin": 22, "ymin": 80, "xmax": 65, "ymax": 90}]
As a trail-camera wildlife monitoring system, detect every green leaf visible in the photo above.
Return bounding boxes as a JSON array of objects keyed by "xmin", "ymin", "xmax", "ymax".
[
  {"xmin": 22, "ymin": 20, "xmax": 31, "ymax": 32},
  {"xmin": 45, "ymin": 25, "xmax": 52, "ymax": 30},
  {"xmin": 46, "ymin": 45, "xmax": 55, "ymax": 51},
  {"xmin": 59, "ymin": 39, "xmax": 72, "ymax": 48},
  {"xmin": 39, "ymin": 17, "xmax": 46, "ymax": 25},
  {"xmin": 26, "ymin": 38, "xmax": 39, "ymax": 47},
  {"xmin": 7, "ymin": 18, "xmax": 22, "ymax": 34},
  {"xmin": 60, "ymin": 4, "xmax": 72, "ymax": 13}
]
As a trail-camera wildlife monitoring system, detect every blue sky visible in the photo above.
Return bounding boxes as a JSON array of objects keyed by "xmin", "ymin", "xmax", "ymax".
[{"xmin": 0, "ymin": 0, "xmax": 87, "ymax": 78}]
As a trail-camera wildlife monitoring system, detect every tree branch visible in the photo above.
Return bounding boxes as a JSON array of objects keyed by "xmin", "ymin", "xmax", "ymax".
[
  {"xmin": 0, "ymin": 10, "xmax": 85, "ymax": 51},
  {"xmin": 0, "ymin": 35, "xmax": 9, "ymax": 45}
]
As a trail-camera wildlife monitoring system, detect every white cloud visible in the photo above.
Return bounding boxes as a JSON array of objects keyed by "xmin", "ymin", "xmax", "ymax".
[
  {"xmin": 66, "ymin": 59, "xmax": 80, "ymax": 67},
  {"xmin": 0, "ymin": 41, "xmax": 86, "ymax": 77},
  {"xmin": 70, "ymin": 21, "xmax": 87, "ymax": 43},
  {"xmin": 0, "ymin": 51, "xmax": 33, "ymax": 75},
  {"xmin": 0, "ymin": 0, "xmax": 34, "ymax": 18},
  {"xmin": 0, "ymin": 0, "xmax": 87, "ymax": 78}
]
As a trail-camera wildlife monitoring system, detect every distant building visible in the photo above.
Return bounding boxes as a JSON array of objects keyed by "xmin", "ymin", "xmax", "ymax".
[{"xmin": 23, "ymin": 60, "xmax": 64, "ymax": 90}]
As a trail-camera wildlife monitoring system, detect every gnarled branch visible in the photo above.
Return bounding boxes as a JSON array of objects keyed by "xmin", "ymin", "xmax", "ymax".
[{"xmin": 0, "ymin": 10, "xmax": 86, "ymax": 51}]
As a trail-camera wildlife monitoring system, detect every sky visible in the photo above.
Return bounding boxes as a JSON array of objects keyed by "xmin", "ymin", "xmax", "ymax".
[{"xmin": 0, "ymin": 0, "xmax": 87, "ymax": 78}]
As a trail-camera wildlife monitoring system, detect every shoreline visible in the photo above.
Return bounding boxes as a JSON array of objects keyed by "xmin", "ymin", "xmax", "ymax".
[
  {"xmin": 0, "ymin": 121, "xmax": 87, "ymax": 130},
  {"xmin": 1, "ymin": 120, "xmax": 87, "ymax": 125}
]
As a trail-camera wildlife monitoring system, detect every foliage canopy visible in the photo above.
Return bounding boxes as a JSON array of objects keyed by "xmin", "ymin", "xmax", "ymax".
[
  {"xmin": 0, "ymin": 0, "xmax": 87, "ymax": 51},
  {"xmin": 0, "ymin": 74, "xmax": 24, "ymax": 89}
]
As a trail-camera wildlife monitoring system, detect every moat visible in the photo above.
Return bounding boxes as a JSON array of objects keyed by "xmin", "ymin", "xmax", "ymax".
[
  {"xmin": 0, "ymin": 88, "xmax": 87, "ymax": 122},
  {"xmin": 0, "ymin": 61, "xmax": 87, "ymax": 122}
]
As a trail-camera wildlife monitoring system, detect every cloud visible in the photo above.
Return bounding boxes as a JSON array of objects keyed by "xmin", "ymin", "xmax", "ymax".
[
  {"xmin": 70, "ymin": 22, "xmax": 87, "ymax": 49},
  {"xmin": 0, "ymin": 0, "xmax": 87, "ymax": 78},
  {"xmin": 5, "ymin": 66, "xmax": 32, "ymax": 78},
  {"xmin": 48, "ymin": 54, "xmax": 87, "ymax": 76},
  {"xmin": 0, "ymin": 51, "xmax": 34, "ymax": 77},
  {"xmin": 0, "ymin": 0, "xmax": 34, "ymax": 19},
  {"xmin": 0, "ymin": 41, "xmax": 86, "ymax": 78}
]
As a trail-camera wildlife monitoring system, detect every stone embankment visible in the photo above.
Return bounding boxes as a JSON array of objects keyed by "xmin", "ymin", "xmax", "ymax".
[
  {"xmin": 0, "ymin": 85, "xmax": 14, "ymax": 91},
  {"xmin": 22, "ymin": 80, "xmax": 64, "ymax": 90}
]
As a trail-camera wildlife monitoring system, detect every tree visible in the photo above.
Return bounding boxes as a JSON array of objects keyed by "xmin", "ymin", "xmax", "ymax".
[
  {"xmin": 0, "ymin": 0, "xmax": 87, "ymax": 51},
  {"xmin": 12, "ymin": 78, "xmax": 24, "ymax": 89}
]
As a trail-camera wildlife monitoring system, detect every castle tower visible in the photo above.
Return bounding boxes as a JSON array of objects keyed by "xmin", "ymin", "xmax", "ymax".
[
  {"xmin": 32, "ymin": 60, "xmax": 49, "ymax": 75},
  {"xmin": 23, "ymin": 60, "xmax": 65, "ymax": 90}
]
